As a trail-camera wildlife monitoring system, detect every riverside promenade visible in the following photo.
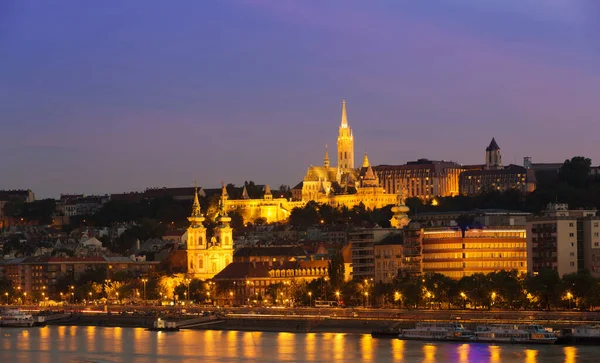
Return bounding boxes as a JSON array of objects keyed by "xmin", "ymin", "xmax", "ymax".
[{"xmin": 16, "ymin": 305, "xmax": 600, "ymax": 334}]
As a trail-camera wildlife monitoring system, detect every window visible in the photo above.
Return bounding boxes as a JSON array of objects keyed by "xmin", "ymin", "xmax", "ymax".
[
  {"xmin": 595, "ymin": 233, "xmax": 599, "ymax": 238},
  {"xmin": 569, "ymin": 233, "xmax": 575, "ymax": 237},
  {"xmin": 571, "ymin": 243, "xmax": 575, "ymax": 247},
  {"xmin": 569, "ymin": 223, "xmax": 574, "ymax": 227},
  {"xmin": 570, "ymin": 252, "xmax": 575, "ymax": 257},
  {"xmin": 570, "ymin": 262, "xmax": 575, "ymax": 267},
  {"xmin": 594, "ymin": 242, "xmax": 599, "ymax": 247}
]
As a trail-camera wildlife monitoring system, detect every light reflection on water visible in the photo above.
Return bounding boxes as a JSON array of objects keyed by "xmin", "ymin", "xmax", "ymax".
[{"xmin": 0, "ymin": 326, "xmax": 598, "ymax": 363}]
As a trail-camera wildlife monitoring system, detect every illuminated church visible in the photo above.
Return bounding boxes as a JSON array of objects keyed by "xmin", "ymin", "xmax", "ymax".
[
  {"xmin": 187, "ymin": 186, "xmax": 234, "ymax": 279},
  {"xmin": 222, "ymin": 100, "xmax": 396, "ymax": 223}
]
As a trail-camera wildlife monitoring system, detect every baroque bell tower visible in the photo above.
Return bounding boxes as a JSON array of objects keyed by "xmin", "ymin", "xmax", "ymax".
[
  {"xmin": 187, "ymin": 186, "xmax": 207, "ymax": 277},
  {"xmin": 186, "ymin": 185, "xmax": 234, "ymax": 279},
  {"xmin": 337, "ymin": 100, "xmax": 355, "ymax": 170}
]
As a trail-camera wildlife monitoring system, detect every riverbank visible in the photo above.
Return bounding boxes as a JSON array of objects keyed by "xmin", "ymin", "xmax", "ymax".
[{"xmin": 43, "ymin": 312, "xmax": 600, "ymax": 334}]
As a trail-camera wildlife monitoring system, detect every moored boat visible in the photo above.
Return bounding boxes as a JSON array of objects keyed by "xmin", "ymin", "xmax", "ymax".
[
  {"xmin": 372, "ymin": 328, "xmax": 401, "ymax": 338},
  {"xmin": 556, "ymin": 326, "xmax": 600, "ymax": 345},
  {"xmin": 147, "ymin": 317, "xmax": 180, "ymax": 332},
  {"xmin": 398, "ymin": 322, "xmax": 474, "ymax": 342},
  {"xmin": 0, "ymin": 309, "xmax": 35, "ymax": 327},
  {"xmin": 474, "ymin": 324, "xmax": 556, "ymax": 344}
]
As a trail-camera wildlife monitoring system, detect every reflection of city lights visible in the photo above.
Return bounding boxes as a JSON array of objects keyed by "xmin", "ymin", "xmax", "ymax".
[
  {"xmin": 564, "ymin": 346, "xmax": 576, "ymax": 363},
  {"xmin": 423, "ymin": 344, "xmax": 437, "ymax": 363},
  {"xmin": 525, "ymin": 349, "xmax": 537, "ymax": 363},
  {"xmin": 489, "ymin": 345, "xmax": 501, "ymax": 363}
]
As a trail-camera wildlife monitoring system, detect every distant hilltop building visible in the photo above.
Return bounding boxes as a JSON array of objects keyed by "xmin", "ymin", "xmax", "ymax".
[
  {"xmin": 373, "ymin": 159, "xmax": 464, "ymax": 200},
  {"xmin": 459, "ymin": 138, "xmax": 536, "ymax": 195},
  {"xmin": 222, "ymin": 100, "xmax": 396, "ymax": 223}
]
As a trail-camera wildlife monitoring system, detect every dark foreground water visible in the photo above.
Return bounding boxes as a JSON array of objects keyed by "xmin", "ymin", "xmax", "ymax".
[{"xmin": 0, "ymin": 326, "xmax": 596, "ymax": 362}]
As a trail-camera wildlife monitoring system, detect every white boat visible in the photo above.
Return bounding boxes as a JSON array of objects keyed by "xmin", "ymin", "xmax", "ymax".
[
  {"xmin": 475, "ymin": 324, "xmax": 556, "ymax": 344},
  {"xmin": 399, "ymin": 322, "xmax": 474, "ymax": 342},
  {"xmin": 147, "ymin": 317, "xmax": 179, "ymax": 332},
  {"xmin": 0, "ymin": 309, "xmax": 35, "ymax": 327}
]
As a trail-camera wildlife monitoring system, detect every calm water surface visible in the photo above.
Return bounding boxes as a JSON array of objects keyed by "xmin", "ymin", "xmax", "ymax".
[{"xmin": 0, "ymin": 326, "xmax": 595, "ymax": 362}]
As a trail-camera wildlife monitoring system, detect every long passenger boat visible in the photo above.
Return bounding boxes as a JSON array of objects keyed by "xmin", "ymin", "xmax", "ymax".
[{"xmin": 474, "ymin": 324, "xmax": 556, "ymax": 344}]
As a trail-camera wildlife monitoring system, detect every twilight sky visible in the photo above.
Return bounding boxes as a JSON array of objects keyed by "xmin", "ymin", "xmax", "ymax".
[{"xmin": 1, "ymin": 0, "xmax": 599, "ymax": 198}]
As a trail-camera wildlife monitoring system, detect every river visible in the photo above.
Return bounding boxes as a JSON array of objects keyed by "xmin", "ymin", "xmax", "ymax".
[{"xmin": 0, "ymin": 326, "xmax": 595, "ymax": 362}]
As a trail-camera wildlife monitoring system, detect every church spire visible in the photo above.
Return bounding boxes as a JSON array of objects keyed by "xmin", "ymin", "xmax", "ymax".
[
  {"xmin": 188, "ymin": 183, "xmax": 205, "ymax": 226},
  {"xmin": 241, "ymin": 184, "xmax": 249, "ymax": 199},
  {"xmin": 324, "ymin": 144, "xmax": 330, "ymax": 168},
  {"xmin": 340, "ymin": 100, "xmax": 348, "ymax": 128},
  {"xmin": 191, "ymin": 181, "xmax": 202, "ymax": 217},
  {"xmin": 362, "ymin": 152, "xmax": 370, "ymax": 168},
  {"xmin": 191, "ymin": 186, "xmax": 201, "ymax": 217}
]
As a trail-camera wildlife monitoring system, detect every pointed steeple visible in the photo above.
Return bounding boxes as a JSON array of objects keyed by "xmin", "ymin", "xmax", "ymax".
[
  {"xmin": 263, "ymin": 184, "xmax": 273, "ymax": 200},
  {"xmin": 324, "ymin": 144, "xmax": 330, "ymax": 168},
  {"xmin": 340, "ymin": 100, "xmax": 348, "ymax": 128},
  {"xmin": 188, "ymin": 184, "xmax": 205, "ymax": 226},
  {"xmin": 191, "ymin": 187, "xmax": 201, "ymax": 217},
  {"xmin": 486, "ymin": 137, "xmax": 500, "ymax": 151},
  {"xmin": 364, "ymin": 164, "xmax": 376, "ymax": 180},
  {"xmin": 362, "ymin": 152, "xmax": 370, "ymax": 168},
  {"xmin": 221, "ymin": 182, "xmax": 228, "ymax": 199},
  {"xmin": 241, "ymin": 184, "xmax": 249, "ymax": 199}
]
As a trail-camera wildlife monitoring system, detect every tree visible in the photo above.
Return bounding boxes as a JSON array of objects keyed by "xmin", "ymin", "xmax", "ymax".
[
  {"xmin": 488, "ymin": 270, "xmax": 525, "ymax": 309},
  {"xmin": 459, "ymin": 273, "xmax": 492, "ymax": 309},
  {"xmin": 455, "ymin": 214, "xmax": 475, "ymax": 235},
  {"xmin": 525, "ymin": 269, "xmax": 561, "ymax": 310},
  {"xmin": 328, "ymin": 249, "xmax": 345, "ymax": 289},
  {"xmin": 2, "ymin": 197, "xmax": 24, "ymax": 218},
  {"xmin": 559, "ymin": 156, "xmax": 591, "ymax": 188},
  {"xmin": 228, "ymin": 211, "xmax": 245, "ymax": 231}
]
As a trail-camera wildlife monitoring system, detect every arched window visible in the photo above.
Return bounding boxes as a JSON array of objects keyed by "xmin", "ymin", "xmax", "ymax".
[{"xmin": 198, "ymin": 257, "xmax": 203, "ymax": 269}]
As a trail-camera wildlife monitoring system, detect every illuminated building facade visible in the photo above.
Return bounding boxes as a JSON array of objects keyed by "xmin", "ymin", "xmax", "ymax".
[
  {"xmin": 374, "ymin": 234, "xmax": 404, "ymax": 283},
  {"xmin": 527, "ymin": 203, "xmax": 600, "ymax": 277},
  {"xmin": 186, "ymin": 186, "xmax": 234, "ymax": 280},
  {"xmin": 421, "ymin": 226, "xmax": 527, "ymax": 279},
  {"xmin": 374, "ymin": 160, "xmax": 464, "ymax": 200}
]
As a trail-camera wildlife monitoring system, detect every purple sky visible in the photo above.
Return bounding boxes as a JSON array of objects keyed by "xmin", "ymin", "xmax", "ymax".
[{"xmin": 1, "ymin": 1, "xmax": 599, "ymax": 198}]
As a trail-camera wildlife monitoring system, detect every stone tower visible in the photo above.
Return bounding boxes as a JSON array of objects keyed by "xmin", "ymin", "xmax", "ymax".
[
  {"xmin": 390, "ymin": 185, "xmax": 410, "ymax": 229},
  {"xmin": 337, "ymin": 100, "xmax": 355, "ymax": 170},
  {"xmin": 485, "ymin": 138, "xmax": 503, "ymax": 170}
]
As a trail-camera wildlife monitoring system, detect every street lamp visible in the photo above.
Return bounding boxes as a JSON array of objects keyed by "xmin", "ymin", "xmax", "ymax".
[
  {"xmin": 308, "ymin": 292, "xmax": 312, "ymax": 307},
  {"xmin": 335, "ymin": 291, "xmax": 340, "ymax": 305},
  {"xmin": 364, "ymin": 292, "xmax": 369, "ymax": 308},
  {"xmin": 116, "ymin": 292, "xmax": 119, "ymax": 304},
  {"xmin": 566, "ymin": 292, "xmax": 573, "ymax": 309},
  {"xmin": 4, "ymin": 292, "xmax": 8, "ymax": 305},
  {"xmin": 491, "ymin": 292, "xmax": 497, "ymax": 307},
  {"xmin": 141, "ymin": 278, "xmax": 148, "ymax": 301}
]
